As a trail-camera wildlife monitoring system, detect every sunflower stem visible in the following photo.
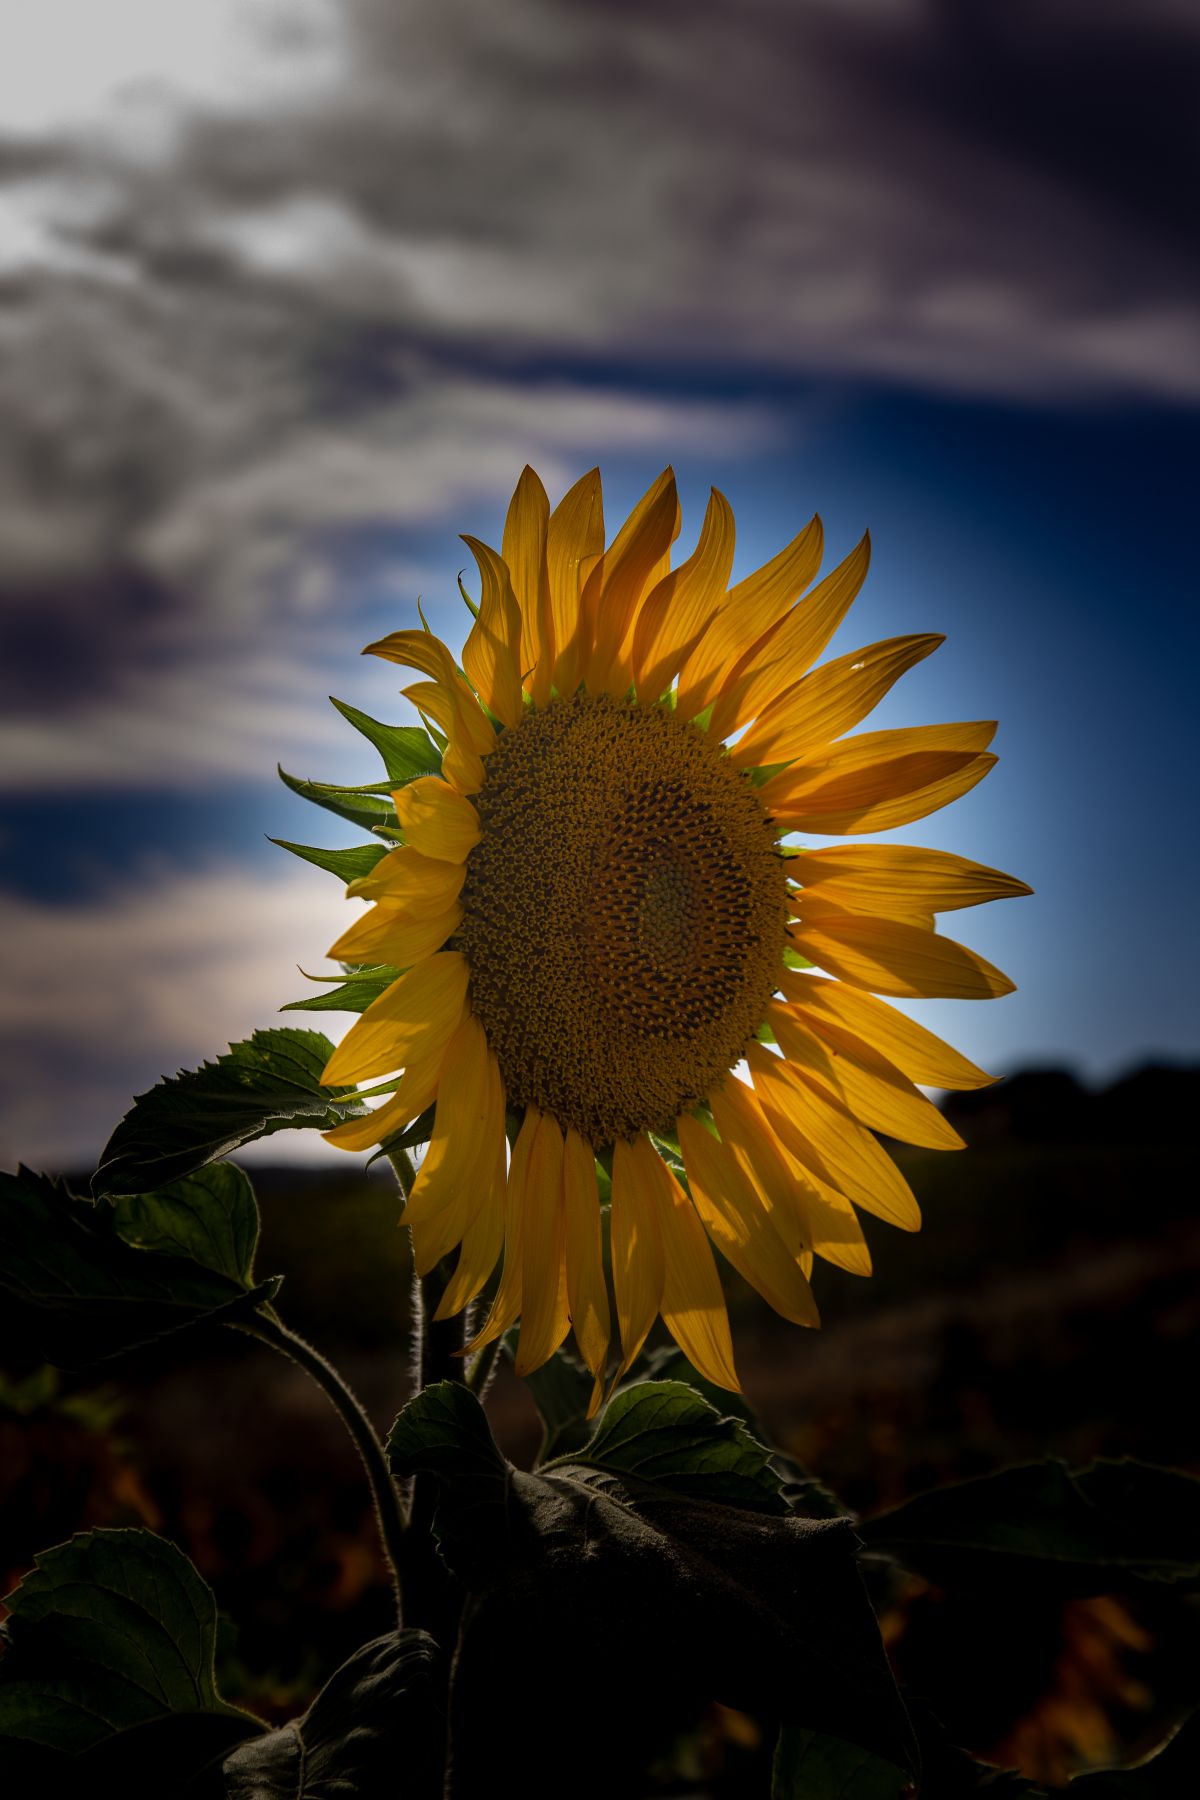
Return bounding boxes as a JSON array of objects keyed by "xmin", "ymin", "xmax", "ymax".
[
  {"xmin": 464, "ymin": 1330, "xmax": 503, "ymax": 1399},
  {"xmin": 386, "ymin": 1146, "xmax": 469, "ymax": 1640},
  {"xmin": 233, "ymin": 1309, "xmax": 408, "ymax": 1624}
]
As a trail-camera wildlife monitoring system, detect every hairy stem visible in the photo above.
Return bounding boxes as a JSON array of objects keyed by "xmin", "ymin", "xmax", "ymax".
[{"xmin": 234, "ymin": 1309, "xmax": 407, "ymax": 1622}]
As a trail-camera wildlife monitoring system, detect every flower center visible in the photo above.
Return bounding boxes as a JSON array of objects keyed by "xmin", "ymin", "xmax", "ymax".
[{"xmin": 457, "ymin": 692, "xmax": 788, "ymax": 1145}]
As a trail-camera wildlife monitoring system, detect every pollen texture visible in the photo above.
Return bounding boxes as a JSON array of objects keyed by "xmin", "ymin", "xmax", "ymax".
[{"xmin": 457, "ymin": 692, "xmax": 788, "ymax": 1145}]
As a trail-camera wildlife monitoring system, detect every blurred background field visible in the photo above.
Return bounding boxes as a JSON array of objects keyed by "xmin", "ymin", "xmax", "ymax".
[{"xmin": 4, "ymin": 1062, "xmax": 1198, "ymax": 1785}]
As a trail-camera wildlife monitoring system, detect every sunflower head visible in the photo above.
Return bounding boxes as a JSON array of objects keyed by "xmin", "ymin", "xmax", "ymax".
[{"xmin": 313, "ymin": 465, "xmax": 1028, "ymax": 1410}]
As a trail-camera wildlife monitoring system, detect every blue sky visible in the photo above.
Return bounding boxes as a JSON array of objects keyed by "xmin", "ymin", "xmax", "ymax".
[{"xmin": 1, "ymin": 2, "xmax": 1197, "ymax": 1167}]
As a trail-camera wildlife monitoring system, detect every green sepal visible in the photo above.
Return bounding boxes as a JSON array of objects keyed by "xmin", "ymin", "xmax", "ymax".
[
  {"xmin": 277, "ymin": 767, "xmax": 397, "ymax": 831},
  {"xmin": 93, "ymin": 1030, "xmax": 364, "ymax": 1198},
  {"xmin": 0, "ymin": 1163, "xmax": 280, "ymax": 1367},
  {"xmin": 270, "ymin": 838, "xmax": 390, "ymax": 884},
  {"xmin": 282, "ymin": 966, "xmax": 400, "ymax": 1015},
  {"xmin": 328, "ymin": 698, "xmax": 443, "ymax": 784}
]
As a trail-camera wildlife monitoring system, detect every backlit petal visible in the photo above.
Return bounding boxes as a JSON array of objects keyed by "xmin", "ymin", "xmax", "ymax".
[
  {"xmin": 462, "ymin": 536, "xmax": 525, "ymax": 728},
  {"xmin": 547, "ymin": 468, "xmax": 604, "ymax": 696},
  {"xmin": 321, "ymin": 951, "xmax": 469, "ymax": 1087},
  {"xmin": 732, "ymin": 634, "xmax": 943, "ymax": 768},
  {"xmin": 632, "ymin": 489, "xmax": 735, "ymax": 702},
  {"xmin": 677, "ymin": 1113, "xmax": 819, "ymax": 1327},
  {"xmin": 515, "ymin": 1114, "xmax": 571, "ymax": 1376},
  {"xmin": 562, "ymin": 1127, "xmax": 611, "ymax": 1407},
  {"xmin": 676, "ymin": 515, "xmax": 823, "ymax": 721},
  {"xmin": 610, "ymin": 1134, "xmax": 666, "ymax": 1379},
  {"xmin": 501, "ymin": 466, "xmax": 554, "ymax": 705}
]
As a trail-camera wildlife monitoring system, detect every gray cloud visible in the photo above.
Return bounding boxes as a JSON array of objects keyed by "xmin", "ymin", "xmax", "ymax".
[{"xmin": 0, "ymin": 0, "xmax": 1196, "ymax": 789}]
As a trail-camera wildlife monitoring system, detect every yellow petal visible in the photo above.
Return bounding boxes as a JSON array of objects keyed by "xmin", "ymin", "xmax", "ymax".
[
  {"xmin": 404, "ymin": 1013, "xmax": 502, "ymax": 1274},
  {"xmin": 365, "ymin": 628, "xmax": 494, "ymax": 792},
  {"xmin": 465, "ymin": 1105, "xmax": 538, "ymax": 1353},
  {"xmin": 677, "ymin": 1113, "xmax": 819, "ymax": 1328},
  {"xmin": 631, "ymin": 489, "xmax": 735, "ymax": 702},
  {"xmin": 461, "ymin": 536, "xmax": 524, "ymax": 728},
  {"xmin": 631, "ymin": 1134, "xmax": 739, "ymax": 1393},
  {"xmin": 746, "ymin": 1041, "xmax": 920, "ymax": 1231},
  {"xmin": 790, "ymin": 844, "xmax": 1032, "ymax": 916},
  {"xmin": 732, "ymin": 633, "xmax": 943, "ymax": 768},
  {"xmin": 581, "ymin": 469, "xmax": 680, "ymax": 697},
  {"xmin": 321, "ymin": 951, "xmax": 469, "ymax": 1087},
  {"xmin": 501, "ymin": 466, "xmax": 554, "ymax": 706},
  {"xmin": 609, "ymin": 1134, "xmax": 666, "ymax": 1379},
  {"xmin": 777, "ymin": 970, "xmax": 995, "ymax": 1091},
  {"xmin": 547, "ymin": 468, "xmax": 604, "ymax": 697},
  {"xmin": 709, "ymin": 1077, "xmax": 871, "ymax": 1277},
  {"xmin": 326, "ymin": 898, "xmax": 462, "ymax": 967},
  {"xmin": 515, "ymin": 1114, "xmax": 570, "ymax": 1376},
  {"xmin": 346, "ymin": 846, "xmax": 467, "ymax": 909},
  {"xmin": 767, "ymin": 999, "xmax": 965, "ymax": 1151},
  {"xmin": 562, "ymin": 1126, "xmax": 611, "ymax": 1400},
  {"xmin": 676, "ymin": 515, "xmax": 823, "ymax": 721},
  {"xmin": 760, "ymin": 725, "xmax": 997, "ymax": 834},
  {"xmin": 322, "ymin": 1029, "xmax": 449, "ymax": 1151},
  {"xmin": 435, "ymin": 1126, "xmax": 507, "ymax": 1319},
  {"xmin": 790, "ymin": 908, "xmax": 1015, "ymax": 1000},
  {"xmin": 392, "ymin": 778, "xmax": 481, "ymax": 863},
  {"xmin": 400, "ymin": 681, "xmax": 488, "ymax": 796},
  {"xmin": 706, "ymin": 534, "xmax": 870, "ymax": 739}
]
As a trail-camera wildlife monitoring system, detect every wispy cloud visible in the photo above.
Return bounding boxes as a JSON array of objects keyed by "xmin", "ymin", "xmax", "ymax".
[
  {"xmin": 0, "ymin": 858, "xmax": 362, "ymax": 1169},
  {"xmin": 1, "ymin": 0, "xmax": 1196, "ymax": 791}
]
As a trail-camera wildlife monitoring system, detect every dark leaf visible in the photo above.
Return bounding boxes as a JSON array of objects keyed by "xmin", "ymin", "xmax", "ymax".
[
  {"xmin": 277, "ymin": 767, "xmax": 397, "ymax": 831},
  {"xmin": 270, "ymin": 839, "xmax": 390, "ymax": 885},
  {"xmin": 329, "ymin": 699, "xmax": 443, "ymax": 785},
  {"xmin": 772, "ymin": 1727, "xmax": 911, "ymax": 1798},
  {"xmin": 860, "ymin": 1459, "xmax": 1200, "ymax": 1597},
  {"xmin": 116, "ymin": 1161, "xmax": 259, "ymax": 1285},
  {"xmin": 94, "ymin": 1029, "xmax": 364, "ymax": 1197},
  {"xmin": 0, "ymin": 1529, "xmax": 260, "ymax": 1758},
  {"xmin": 222, "ymin": 1630, "xmax": 442, "ymax": 1799},
  {"xmin": 282, "ymin": 967, "xmax": 400, "ymax": 1015},
  {"xmin": 388, "ymin": 1383, "xmax": 914, "ymax": 1796},
  {"xmin": 0, "ymin": 1166, "xmax": 279, "ymax": 1367},
  {"xmin": 558, "ymin": 1378, "xmax": 786, "ymax": 1513}
]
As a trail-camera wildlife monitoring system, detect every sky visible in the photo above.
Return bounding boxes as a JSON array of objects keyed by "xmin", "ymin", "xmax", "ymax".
[{"xmin": 1, "ymin": 0, "xmax": 1197, "ymax": 1170}]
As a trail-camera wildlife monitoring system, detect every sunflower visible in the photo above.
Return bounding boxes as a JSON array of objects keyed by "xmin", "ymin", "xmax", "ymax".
[{"xmin": 320, "ymin": 466, "xmax": 1028, "ymax": 1407}]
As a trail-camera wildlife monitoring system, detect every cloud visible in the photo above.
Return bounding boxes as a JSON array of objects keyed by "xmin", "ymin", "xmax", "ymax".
[
  {"xmin": 0, "ymin": 858, "xmax": 366, "ymax": 1170},
  {"xmin": 0, "ymin": 0, "xmax": 1196, "ymax": 791}
]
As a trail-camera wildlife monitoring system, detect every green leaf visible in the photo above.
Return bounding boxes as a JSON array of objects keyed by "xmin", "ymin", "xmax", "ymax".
[
  {"xmin": 115, "ymin": 1162, "xmax": 259, "ymax": 1284},
  {"xmin": 277, "ymin": 767, "xmax": 397, "ymax": 832},
  {"xmin": 0, "ymin": 1166, "xmax": 280, "ymax": 1367},
  {"xmin": 860, "ymin": 1458, "xmax": 1200, "ymax": 1597},
  {"xmin": 562, "ymin": 1378, "xmax": 786, "ymax": 1513},
  {"xmin": 282, "ymin": 967, "xmax": 400, "ymax": 1016},
  {"xmin": 221, "ymin": 1629, "xmax": 442, "ymax": 1799},
  {"xmin": 93, "ymin": 1029, "xmax": 364, "ymax": 1198},
  {"xmin": 388, "ymin": 1382, "xmax": 914, "ymax": 1785},
  {"xmin": 0, "ymin": 1529, "xmax": 259, "ymax": 1758},
  {"xmin": 1068, "ymin": 1709, "xmax": 1200, "ymax": 1795},
  {"xmin": 270, "ymin": 839, "xmax": 389, "ymax": 884},
  {"xmin": 772, "ymin": 1727, "xmax": 910, "ymax": 1798},
  {"xmin": 329, "ymin": 698, "xmax": 443, "ymax": 785}
]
